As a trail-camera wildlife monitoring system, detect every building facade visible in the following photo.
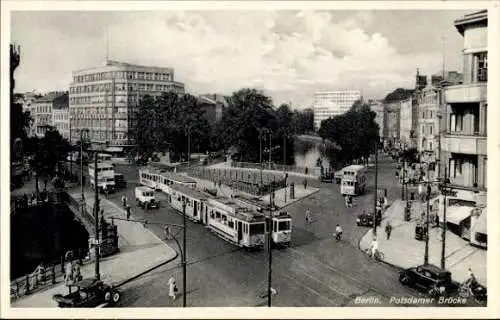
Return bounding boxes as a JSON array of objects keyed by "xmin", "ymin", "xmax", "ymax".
[
  {"xmin": 399, "ymin": 97, "xmax": 417, "ymax": 148},
  {"xmin": 69, "ymin": 60, "xmax": 185, "ymax": 152},
  {"xmin": 52, "ymin": 93, "xmax": 70, "ymax": 140},
  {"xmin": 441, "ymin": 10, "xmax": 487, "ymax": 195},
  {"xmin": 32, "ymin": 91, "xmax": 67, "ymax": 137},
  {"xmin": 198, "ymin": 94, "xmax": 228, "ymax": 125},
  {"xmin": 417, "ymin": 85, "xmax": 441, "ymax": 165},
  {"xmin": 313, "ymin": 90, "xmax": 362, "ymax": 130},
  {"xmin": 383, "ymin": 102, "xmax": 400, "ymax": 148},
  {"xmin": 369, "ymin": 100, "xmax": 384, "ymax": 140}
]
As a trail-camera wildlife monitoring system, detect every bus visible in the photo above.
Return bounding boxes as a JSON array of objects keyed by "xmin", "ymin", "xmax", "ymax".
[
  {"xmin": 89, "ymin": 162, "xmax": 115, "ymax": 193},
  {"xmin": 340, "ymin": 165, "xmax": 367, "ymax": 196}
]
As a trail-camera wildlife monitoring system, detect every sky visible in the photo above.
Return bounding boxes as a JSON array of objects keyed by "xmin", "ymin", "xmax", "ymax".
[{"xmin": 11, "ymin": 9, "xmax": 480, "ymax": 108}]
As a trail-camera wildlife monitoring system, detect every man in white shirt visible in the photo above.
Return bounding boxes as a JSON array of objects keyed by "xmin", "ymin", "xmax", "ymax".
[{"xmin": 371, "ymin": 238, "xmax": 379, "ymax": 258}]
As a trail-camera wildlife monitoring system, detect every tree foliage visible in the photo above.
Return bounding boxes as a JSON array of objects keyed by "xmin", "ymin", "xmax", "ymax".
[
  {"xmin": 134, "ymin": 92, "xmax": 211, "ymax": 161},
  {"xmin": 318, "ymin": 100, "xmax": 380, "ymax": 166},
  {"xmin": 291, "ymin": 108, "xmax": 314, "ymax": 134},
  {"xmin": 384, "ymin": 88, "xmax": 415, "ymax": 103}
]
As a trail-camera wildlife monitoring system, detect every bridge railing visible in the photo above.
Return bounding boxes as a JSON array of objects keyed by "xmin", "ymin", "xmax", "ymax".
[{"xmin": 230, "ymin": 162, "xmax": 322, "ymax": 176}]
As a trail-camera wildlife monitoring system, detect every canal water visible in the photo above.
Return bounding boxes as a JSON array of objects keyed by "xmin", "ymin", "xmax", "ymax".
[{"xmin": 10, "ymin": 201, "xmax": 89, "ymax": 280}]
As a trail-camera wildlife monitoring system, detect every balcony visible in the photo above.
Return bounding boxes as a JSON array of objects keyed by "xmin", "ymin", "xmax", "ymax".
[
  {"xmin": 445, "ymin": 82, "xmax": 487, "ymax": 103},
  {"xmin": 442, "ymin": 133, "xmax": 487, "ymax": 155}
]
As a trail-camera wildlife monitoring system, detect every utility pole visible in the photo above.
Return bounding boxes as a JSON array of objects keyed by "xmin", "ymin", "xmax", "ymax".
[
  {"xmin": 424, "ymin": 180, "xmax": 431, "ymax": 265},
  {"xmin": 94, "ymin": 152, "xmax": 100, "ymax": 280},
  {"xmin": 187, "ymin": 127, "xmax": 191, "ymax": 171},
  {"xmin": 268, "ymin": 131, "xmax": 272, "ymax": 169},
  {"xmin": 373, "ymin": 143, "xmax": 378, "ymax": 234},
  {"xmin": 283, "ymin": 132, "xmax": 286, "ymax": 172},
  {"xmin": 441, "ymin": 167, "xmax": 448, "ymax": 269},
  {"xmin": 182, "ymin": 201, "xmax": 187, "ymax": 307},
  {"xmin": 69, "ymin": 115, "xmax": 73, "ymax": 176},
  {"xmin": 267, "ymin": 191, "xmax": 274, "ymax": 307}
]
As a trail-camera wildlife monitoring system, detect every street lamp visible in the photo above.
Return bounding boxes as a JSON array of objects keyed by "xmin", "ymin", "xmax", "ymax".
[
  {"xmin": 372, "ymin": 141, "xmax": 379, "ymax": 235},
  {"xmin": 266, "ymin": 190, "xmax": 275, "ymax": 307},
  {"xmin": 69, "ymin": 114, "xmax": 73, "ymax": 177},
  {"xmin": 439, "ymin": 168, "xmax": 451, "ymax": 269},
  {"xmin": 185, "ymin": 126, "xmax": 192, "ymax": 171},
  {"xmin": 80, "ymin": 129, "xmax": 89, "ymax": 205},
  {"xmin": 424, "ymin": 183, "xmax": 431, "ymax": 265},
  {"xmin": 258, "ymin": 128, "xmax": 268, "ymax": 188}
]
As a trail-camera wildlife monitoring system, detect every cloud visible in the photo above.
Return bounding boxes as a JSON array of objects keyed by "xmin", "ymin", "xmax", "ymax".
[{"xmin": 12, "ymin": 10, "xmax": 445, "ymax": 107}]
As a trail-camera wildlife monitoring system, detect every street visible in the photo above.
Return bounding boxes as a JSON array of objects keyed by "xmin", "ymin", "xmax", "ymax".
[{"xmin": 71, "ymin": 154, "xmax": 442, "ymax": 307}]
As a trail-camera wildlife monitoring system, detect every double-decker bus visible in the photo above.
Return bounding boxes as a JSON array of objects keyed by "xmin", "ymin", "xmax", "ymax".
[{"xmin": 340, "ymin": 165, "xmax": 367, "ymax": 196}]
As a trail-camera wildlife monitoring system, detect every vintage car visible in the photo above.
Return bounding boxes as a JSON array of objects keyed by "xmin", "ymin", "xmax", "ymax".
[
  {"xmin": 356, "ymin": 212, "xmax": 381, "ymax": 227},
  {"xmin": 399, "ymin": 264, "xmax": 453, "ymax": 294},
  {"xmin": 52, "ymin": 278, "xmax": 120, "ymax": 308}
]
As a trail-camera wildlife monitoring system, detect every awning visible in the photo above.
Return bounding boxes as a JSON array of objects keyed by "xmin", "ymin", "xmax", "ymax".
[
  {"xmin": 475, "ymin": 208, "xmax": 487, "ymax": 234},
  {"xmin": 446, "ymin": 206, "xmax": 472, "ymax": 225}
]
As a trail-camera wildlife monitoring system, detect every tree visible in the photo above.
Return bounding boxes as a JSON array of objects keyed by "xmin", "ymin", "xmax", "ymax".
[
  {"xmin": 216, "ymin": 88, "xmax": 278, "ymax": 162},
  {"xmin": 134, "ymin": 92, "xmax": 212, "ymax": 161},
  {"xmin": 291, "ymin": 108, "xmax": 314, "ymax": 135},
  {"xmin": 384, "ymin": 88, "xmax": 414, "ymax": 103},
  {"xmin": 318, "ymin": 101, "xmax": 380, "ymax": 167}
]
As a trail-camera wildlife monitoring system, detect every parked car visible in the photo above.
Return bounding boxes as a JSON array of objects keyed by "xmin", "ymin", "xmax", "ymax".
[
  {"xmin": 356, "ymin": 211, "xmax": 381, "ymax": 227},
  {"xmin": 135, "ymin": 186, "xmax": 159, "ymax": 209},
  {"xmin": 399, "ymin": 264, "xmax": 453, "ymax": 295},
  {"xmin": 52, "ymin": 278, "xmax": 120, "ymax": 308}
]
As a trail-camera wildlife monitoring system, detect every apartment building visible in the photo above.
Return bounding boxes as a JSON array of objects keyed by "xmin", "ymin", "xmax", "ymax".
[
  {"xmin": 52, "ymin": 94, "xmax": 70, "ymax": 140},
  {"xmin": 399, "ymin": 97, "xmax": 418, "ymax": 149},
  {"xmin": 383, "ymin": 102, "xmax": 400, "ymax": 148},
  {"xmin": 32, "ymin": 91, "xmax": 67, "ymax": 137},
  {"xmin": 417, "ymin": 85, "xmax": 441, "ymax": 165},
  {"xmin": 313, "ymin": 90, "xmax": 362, "ymax": 130},
  {"xmin": 69, "ymin": 60, "xmax": 185, "ymax": 152},
  {"xmin": 442, "ymin": 10, "xmax": 487, "ymax": 196}
]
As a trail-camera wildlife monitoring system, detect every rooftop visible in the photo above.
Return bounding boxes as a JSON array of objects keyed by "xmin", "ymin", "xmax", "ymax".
[
  {"xmin": 454, "ymin": 10, "xmax": 487, "ymax": 35},
  {"xmin": 73, "ymin": 60, "xmax": 175, "ymax": 73}
]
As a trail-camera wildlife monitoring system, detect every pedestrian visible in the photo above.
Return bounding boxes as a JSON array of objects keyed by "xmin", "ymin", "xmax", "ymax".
[
  {"xmin": 164, "ymin": 225, "xmax": 170, "ymax": 240},
  {"xmin": 168, "ymin": 277, "xmax": 177, "ymax": 300},
  {"xmin": 303, "ymin": 178, "xmax": 307, "ymax": 190},
  {"xmin": 103, "ymin": 184, "xmax": 108, "ymax": 199},
  {"xmin": 121, "ymin": 195, "xmax": 127, "ymax": 208},
  {"xmin": 371, "ymin": 238, "xmax": 379, "ymax": 259},
  {"xmin": 126, "ymin": 205, "xmax": 131, "ymax": 220},
  {"xmin": 385, "ymin": 222, "xmax": 392, "ymax": 240},
  {"xmin": 305, "ymin": 209, "xmax": 312, "ymax": 224}
]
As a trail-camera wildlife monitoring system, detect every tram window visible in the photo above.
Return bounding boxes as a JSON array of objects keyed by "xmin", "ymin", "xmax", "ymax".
[
  {"xmin": 221, "ymin": 215, "xmax": 227, "ymax": 223},
  {"xmin": 210, "ymin": 211, "xmax": 215, "ymax": 218},
  {"xmin": 273, "ymin": 221, "xmax": 277, "ymax": 232},
  {"xmin": 278, "ymin": 221, "xmax": 291, "ymax": 231},
  {"xmin": 215, "ymin": 211, "xmax": 221, "ymax": 219},
  {"xmin": 228, "ymin": 221, "xmax": 234, "ymax": 228},
  {"xmin": 249, "ymin": 223, "xmax": 265, "ymax": 235}
]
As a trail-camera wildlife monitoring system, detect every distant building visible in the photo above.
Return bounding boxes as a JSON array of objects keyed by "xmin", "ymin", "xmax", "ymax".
[
  {"xmin": 198, "ymin": 94, "xmax": 228, "ymax": 125},
  {"xmin": 383, "ymin": 102, "xmax": 400, "ymax": 148},
  {"xmin": 442, "ymin": 10, "xmax": 487, "ymax": 196},
  {"xmin": 69, "ymin": 60, "xmax": 185, "ymax": 153},
  {"xmin": 52, "ymin": 93, "xmax": 70, "ymax": 140},
  {"xmin": 416, "ymin": 84, "xmax": 442, "ymax": 165},
  {"xmin": 399, "ymin": 97, "xmax": 416, "ymax": 148},
  {"xmin": 313, "ymin": 90, "xmax": 362, "ymax": 130},
  {"xmin": 369, "ymin": 101, "xmax": 384, "ymax": 140},
  {"xmin": 32, "ymin": 91, "xmax": 67, "ymax": 137}
]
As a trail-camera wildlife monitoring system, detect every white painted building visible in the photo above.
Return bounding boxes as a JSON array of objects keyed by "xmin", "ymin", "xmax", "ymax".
[{"xmin": 313, "ymin": 90, "xmax": 362, "ymax": 130}]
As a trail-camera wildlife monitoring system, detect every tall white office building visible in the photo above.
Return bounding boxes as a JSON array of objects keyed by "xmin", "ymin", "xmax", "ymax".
[{"xmin": 313, "ymin": 90, "xmax": 362, "ymax": 130}]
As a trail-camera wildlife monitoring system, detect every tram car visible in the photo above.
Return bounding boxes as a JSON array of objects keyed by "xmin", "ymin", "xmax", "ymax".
[
  {"xmin": 164, "ymin": 183, "xmax": 209, "ymax": 223},
  {"xmin": 139, "ymin": 167, "xmax": 197, "ymax": 191},
  {"xmin": 232, "ymin": 196, "xmax": 292, "ymax": 246},
  {"xmin": 205, "ymin": 198, "xmax": 266, "ymax": 249}
]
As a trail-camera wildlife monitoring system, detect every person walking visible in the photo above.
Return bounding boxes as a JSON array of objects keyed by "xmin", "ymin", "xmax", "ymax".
[
  {"xmin": 334, "ymin": 224, "xmax": 343, "ymax": 240},
  {"xmin": 168, "ymin": 276, "xmax": 178, "ymax": 300},
  {"xmin": 385, "ymin": 222, "xmax": 393, "ymax": 240},
  {"xmin": 305, "ymin": 209, "xmax": 312, "ymax": 224},
  {"xmin": 121, "ymin": 195, "xmax": 127, "ymax": 208},
  {"xmin": 370, "ymin": 238, "xmax": 379, "ymax": 259},
  {"xmin": 126, "ymin": 205, "xmax": 131, "ymax": 220},
  {"xmin": 303, "ymin": 178, "xmax": 308, "ymax": 190}
]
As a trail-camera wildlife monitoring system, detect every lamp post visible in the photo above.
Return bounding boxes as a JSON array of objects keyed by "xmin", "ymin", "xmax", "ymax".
[
  {"xmin": 282, "ymin": 131, "xmax": 288, "ymax": 172},
  {"xmin": 440, "ymin": 168, "xmax": 450, "ymax": 269},
  {"xmin": 182, "ymin": 200, "xmax": 187, "ymax": 307},
  {"xmin": 258, "ymin": 128, "xmax": 267, "ymax": 188},
  {"xmin": 93, "ymin": 152, "xmax": 100, "ymax": 280},
  {"xmin": 268, "ymin": 131, "xmax": 272, "ymax": 169},
  {"xmin": 69, "ymin": 115, "xmax": 73, "ymax": 176},
  {"xmin": 267, "ymin": 190, "xmax": 274, "ymax": 307},
  {"xmin": 424, "ymin": 183, "xmax": 431, "ymax": 265},
  {"xmin": 185, "ymin": 126, "xmax": 192, "ymax": 171},
  {"xmin": 373, "ymin": 142, "xmax": 379, "ymax": 235},
  {"xmin": 80, "ymin": 129, "xmax": 89, "ymax": 205}
]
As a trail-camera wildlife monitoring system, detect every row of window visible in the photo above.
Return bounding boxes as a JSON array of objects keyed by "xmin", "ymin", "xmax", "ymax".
[
  {"xmin": 70, "ymin": 95, "xmax": 140, "ymax": 105},
  {"xmin": 34, "ymin": 106, "xmax": 52, "ymax": 114},
  {"xmin": 73, "ymin": 71, "xmax": 173, "ymax": 83},
  {"xmin": 70, "ymin": 82, "xmax": 182, "ymax": 94},
  {"xmin": 53, "ymin": 113, "xmax": 69, "ymax": 121}
]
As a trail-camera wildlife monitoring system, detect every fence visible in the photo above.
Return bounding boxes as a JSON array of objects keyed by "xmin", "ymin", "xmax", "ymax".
[
  {"xmin": 189, "ymin": 167, "xmax": 287, "ymax": 196},
  {"xmin": 10, "ymin": 263, "xmax": 58, "ymax": 300},
  {"xmin": 230, "ymin": 161, "xmax": 322, "ymax": 176}
]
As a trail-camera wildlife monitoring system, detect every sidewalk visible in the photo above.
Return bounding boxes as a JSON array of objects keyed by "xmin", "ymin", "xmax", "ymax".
[
  {"xmin": 208, "ymin": 162, "xmax": 319, "ymax": 180},
  {"xmin": 359, "ymin": 199, "xmax": 487, "ymax": 286},
  {"xmin": 12, "ymin": 193, "xmax": 177, "ymax": 308}
]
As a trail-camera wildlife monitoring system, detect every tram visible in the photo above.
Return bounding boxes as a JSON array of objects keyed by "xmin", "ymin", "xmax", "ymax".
[
  {"xmin": 139, "ymin": 167, "xmax": 197, "ymax": 191},
  {"xmin": 164, "ymin": 183, "xmax": 208, "ymax": 223},
  {"xmin": 232, "ymin": 196, "xmax": 292, "ymax": 246}
]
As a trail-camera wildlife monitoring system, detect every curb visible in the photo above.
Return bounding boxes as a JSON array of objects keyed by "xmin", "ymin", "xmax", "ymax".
[
  {"xmin": 278, "ymin": 188, "xmax": 321, "ymax": 210},
  {"xmin": 115, "ymin": 249, "xmax": 179, "ymax": 288}
]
